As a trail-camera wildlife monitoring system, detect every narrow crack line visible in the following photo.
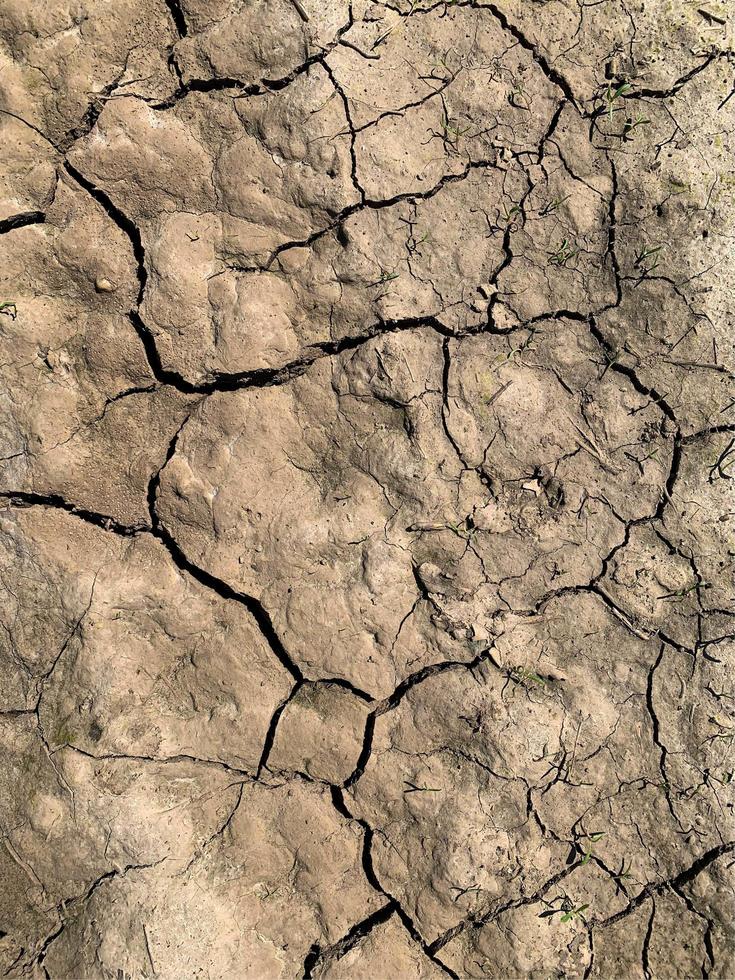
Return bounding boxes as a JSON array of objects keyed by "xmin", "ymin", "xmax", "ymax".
[
  {"xmin": 321, "ymin": 60, "xmax": 366, "ymax": 203},
  {"xmin": 257, "ymin": 682, "xmax": 302, "ymax": 777},
  {"xmin": 636, "ymin": 51, "xmax": 723, "ymax": 99},
  {"xmin": 328, "ymin": 786, "xmax": 459, "ymax": 978},
  {"xmin": 147, "ymin": 422, "xmax": 305, "ymax": 686},
  {"xmin": 0, "ymin": 491, "xmax": 149, "ymax": 536},
  {"xmin": 0, "ymin": 211, "xmax": 46, "ymax": 234},
  {"xmin": 428, "ymin": 862, "xmax": 578, "ymax": 954},
  {"xmin": 152, "ymin": 8, "xmax": 356, "ymax": 110},
  {"xmin": 670, "ymin": 881, "xmax": 716, "ymax": 978},
  {"xmin": 343, "ymin": 643, "xmax": 498, "ymax": 789},
  {"xmin": 605, "ymin": 158, "xmax": 623, "ymax": 307},
  {"xmin": 63, "ymin": 161, "xmax": 146, "ymax": 304},
  {"xmin": 129, "ymin": 311, "xmax": 450, "ymax": 395},
  {"xmin": 302, "ymin": 902, "xmax": 397, "ymax": 978},
  {"xmin": 62, "ymin": 742, "xmax": 252, "ymax": 777},
  {"xmin": 599, "ymin": 840, "xmax": 735, "ymax": 929},
  {"xmin": 484, "ymin": 3, "xmax": 580, "ymax": 109},
  {"xmin": 162, "ymin": 0, "xmax": 188, "ymax": 38},
  {"xmin": 32, "ymin": 857, "xmax": 166, "ymax": 974},
  {"xmin": 641, "ymin": 897, "xmax": 655, "ymax": 980},
  {"xmin": 645, "ymin": 644, "xmax": 685, "ymax": 829}
]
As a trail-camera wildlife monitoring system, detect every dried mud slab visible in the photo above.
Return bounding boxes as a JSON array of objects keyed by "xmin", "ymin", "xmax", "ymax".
[{"xmin": 0, "ymin": 0, "xmax": 733, "ymax": 977}]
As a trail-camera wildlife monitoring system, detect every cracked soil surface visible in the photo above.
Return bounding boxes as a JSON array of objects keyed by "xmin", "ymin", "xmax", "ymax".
[{"xmin": 1, "ymin": 0, "xmax": 734, "ymax": 977}]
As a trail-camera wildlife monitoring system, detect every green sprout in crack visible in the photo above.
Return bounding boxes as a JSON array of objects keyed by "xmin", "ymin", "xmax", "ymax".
[
  {"xmin": 0, "ymin": 301, "xmax": 17, "ymax": 319},
  {"xmin": 634, "ymin": 243, "xmax": 664, "ymax": 274},
  {"xmin": 548, "ymin": 238, "xmax": 580, "ymax": 267},
  {"xmin": 403, "ymin": 780, "xmax": 442, "ymax": 794},
  {"xmin": 604, "ymin": 81, "xmax": 633, "ymax": 120},
  {"xmin": 508, "ymin": 665, "xmax": 547, "ymax": 688},
  {"xmin": 434, "ymin": 104, "xmax": 473, "ymax": 151},
  {"xmin": 614, "ymin": 858, "xmax": 633, "ymax": 890},
  {"xmin": 622, "ymin": 112, "xmax": 651, "ymax": 140},
  {"xmin": 540, "ymin": 194, "xmax": 570, "ymax": 217},
  {"xmin": 368, "ymin": 269, "xmax": 400, "ymax": 287},
  {"xmin": 579, "ymin": 831, "xmax": 605, "ymax": 865},
  {"xmin": 539, "ymin": 899, "xmax": 590, "ymax": 925},
  {"xmin": 658, "ymin": 582, "xmax": 705, "ymax": 600},
  {"xmin": 502, "ymin": 202, "xmax": 523, "ymax": 225},
  {"xmin": 509, "ymin": 80, "xmax": 530, "ymax": 110},
  {"xmin": 560, "ymin": 904, "xmax": 590, "ymax": 924}
]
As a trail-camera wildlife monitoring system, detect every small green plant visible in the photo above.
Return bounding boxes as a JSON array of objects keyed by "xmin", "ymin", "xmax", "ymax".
[
  {"xmin": 622, "ymin": 112, "xmax": 650, "ymax": 140},
  {"xmin": 614, "ymin": 858, "xmax": 633, "ymax": 884},
  {"xmin": 369, "ymin": 269, "xmax": 399, "ymax": 287},
  {"xmin": 403, "ymin": 780, "xmax": 441, "ymax": 794},
  {"xmin": 604, "ymin": 81, "xmax": 632, "ymax": 120},
  {"xmin": 634, "ymin": 244, "xmax": 664, "ymax": 274},
  {"xmin": 539, "ymin": 898, "xmax": 590, "ymax": 924},
  {"xmin": 502, "ymin": 202, "xmax": 523, "ymax": 225},
  {"xmin": 549, "ymin": 238, "xmax": 580, "ymax": 266},
  {"xmin": 560, "ymin": 904, "xmax": 589, "ymax": 923},
  {"xmin": 658, "ymin": 582, "xmax": 703, "ymax": 600},
  {"xmin": 580, "ymin": 831, "xmax": 605, "ymax": 865},
  {"xmin": 0, "ymin": 301, "xmax": 17, "ymax": 319},
  {"xmin": 435, "ymin": 104, "xmax": 472, "ymax": 151},
  {"xmin": 540, "ymin": 194, "xmax": 570, "ymax": 217},
  {"xmin": 508, "ymin": 665, "xmax": 547, "ymax": 688}
]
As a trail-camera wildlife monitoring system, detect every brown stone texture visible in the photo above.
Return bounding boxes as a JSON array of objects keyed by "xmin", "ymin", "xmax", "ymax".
[{"xmin": 1, "ymin": 0, "xmax": 734, "ymax": 977}]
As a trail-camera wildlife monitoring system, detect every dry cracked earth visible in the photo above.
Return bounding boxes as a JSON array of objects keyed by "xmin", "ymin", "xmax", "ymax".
[{"xmin": 1, "ymin": 0, "xmax": 734, "ymax": 977}]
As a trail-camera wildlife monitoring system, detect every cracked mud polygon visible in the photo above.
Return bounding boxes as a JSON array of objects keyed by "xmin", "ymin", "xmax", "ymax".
[{"xmin": 1, "ymin": 1, "xmax": 734, "ymax": 977}]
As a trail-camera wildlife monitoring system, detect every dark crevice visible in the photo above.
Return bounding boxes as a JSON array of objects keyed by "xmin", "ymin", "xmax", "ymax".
[
  {"xmin": 152, "ymin": 9, "xmax": 355, "ymax": 110},
  {"xmin": 129, "ymin": 311, "xmax": 449, "ymax": 395},
  {"xmin": 429, "ymin": 862, "xmax": 578, "ymax": 954},
  {"xmin": 329, "ymin": 786, "xmax": 458, "ymax": 978},
  {"xmin": 0, "ymin": 490, "xmax": 149, "ymax": 536},
  {"xmin": 485, "ymin": 4, "xmax": 579, "ymax": 108},
  {"xmin": 0, "ymin": 211, "xmax": 45, "ymax": 234},
  {"xmin": 147, "ymin": 423, "xmax": 304, "ymax": 686},
  {"xmin": 163, "ymin": 0, "xmax": 188, "ymax": 37},
  {"xmin": 63, "ymin": 161, "xmax": 147, "ymax": 304},
  {"xmin": 343, "ymin": 642, "xmax": 497, "ymax": 789},
  {"xmin": 601, "ymin": 840, "xmax": 735, "ymax": 928},
  {"xmin": 641, "ymin": 898, "xmax": 655, "ymax": 980},
  {"xmin": 257, "ymin": 682, "xmax": 302, "ymax": 777},
  {"xmin": 303, "ymin": 902, "xmax": 397, "ymax": 978}
]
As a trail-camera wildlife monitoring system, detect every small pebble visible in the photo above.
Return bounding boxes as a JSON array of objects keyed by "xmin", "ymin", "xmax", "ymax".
[{"xmin": 95, "ymin": 277, "xmax": 114, "ymax": 293}]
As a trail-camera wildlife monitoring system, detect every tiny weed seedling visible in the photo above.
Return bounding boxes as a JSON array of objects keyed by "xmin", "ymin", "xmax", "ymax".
[
  {"xmin": 540, "ymin": 194, "xmax": 570, "ymax": 217},
  {"xmin": 560, "ymin": 904, "xmax": 589, "ymax": 923},
  {"xmin": 0, "ymin": 301, "xmax": 17, "ymax": 319},
  {"xmin": 539, "ymin": 898, "xmax": 590, "ymax": 925},
  {"xmin": 613, "ymin": 858, "xmax": 633, "ymax": 892},
  {"xmin": 634, "ymin": 244, "xmax": 664, "ymax": 274},
  {"xmin": 622, "ymin": 112, "xmax": 650, "ymax": 140},
  {"xmin": 508, "ymin": 665, "xmax": 547, "ymax": 688},
  {"xmin": 580, "ymin": 831, "xmax": 605, "ymax": 865},
  {"xmin": 604, "ymin": 81, "xmax": 633, "ymax": 120},
  {"xmin": 403, "ymin": 780, "xmax": 442, "ymax": 794},
  {"xmin": 435, "ymin": 104, "xmax": 472, "ymax": 151},
  {"xmin": 502, "ymin": 202, "xmax": 523, "ymax": 225},
  {"xmin": 658, "ymin": 581, "xmax": 704, "ymax": 601},
  {"xmin": 549, "ymin": 238, "xmax": 580, "ymax": 267},
  {"xmin": 369, "ymin": 269, "xmax": 400, "ymax": 287}
]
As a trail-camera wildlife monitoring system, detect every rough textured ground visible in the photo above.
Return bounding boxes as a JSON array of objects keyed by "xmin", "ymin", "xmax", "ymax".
[{"xmin": 0, "ymin": 1, "xmax": 734, "ymax": 977}]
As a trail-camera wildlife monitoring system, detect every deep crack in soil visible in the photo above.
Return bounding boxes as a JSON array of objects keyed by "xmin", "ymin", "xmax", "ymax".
[{"xmin": 0, "ymin": 1, "xmax": 733, "ymax": 977}]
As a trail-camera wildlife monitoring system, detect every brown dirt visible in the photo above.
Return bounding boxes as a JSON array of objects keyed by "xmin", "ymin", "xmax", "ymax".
[{"xmin": 1, "ymin": 1, "xmax": 734, "ymax": 977}]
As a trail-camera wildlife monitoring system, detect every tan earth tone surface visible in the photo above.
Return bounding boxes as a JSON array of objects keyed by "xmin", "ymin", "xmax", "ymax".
[{"xmin": 1, "ymin": 0, "xmax": 734, "ymax": 977}]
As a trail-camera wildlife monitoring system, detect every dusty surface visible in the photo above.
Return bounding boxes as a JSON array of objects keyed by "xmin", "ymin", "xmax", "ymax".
[{"xmin": 1, "ymin": 1, "xmax": 734, "ymax": 977}]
